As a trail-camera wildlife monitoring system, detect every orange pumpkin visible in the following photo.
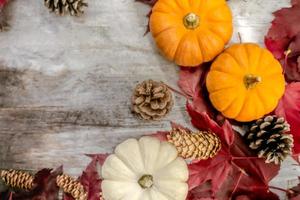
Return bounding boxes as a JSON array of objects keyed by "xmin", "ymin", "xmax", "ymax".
[
  {"xmin": 206, "ymin": 43, "xmax": 285, "ymax": 122},
  {"xmin": 149, "ymin": 0, "xmax": 233, "ymax": 67}
]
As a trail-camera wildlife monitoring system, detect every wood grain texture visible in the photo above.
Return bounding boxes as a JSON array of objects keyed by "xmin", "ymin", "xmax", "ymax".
[{"xmin": 0, "ymin": 0, "xmax": 299, "ymax": 198}]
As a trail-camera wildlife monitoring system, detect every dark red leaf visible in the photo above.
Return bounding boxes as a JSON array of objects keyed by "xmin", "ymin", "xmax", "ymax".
[
  {"xmin": 233, "ymin": 188, "xmax": 279, "ymax": 200},
  {"xmin": 292, "ymin": 0, "xmax": 300, "ymax": 6},
  {"xmin": 12, "ymin": 167, "xmax": 62, "ymax": 200},
  {"xmin": 265, "ymin": 0, "xmax": 300, "ymax": 81},
  {"xmin": 187, "ymin": 103, "xmax": 234, "ymax": 147},
  {"xmin": 0, "ymin": 0, "xmax": 7, "ymax": 8},
  {"xmin": 86, "ymin": 154, "xmax": 109, "ymax": 166},
  {"xmin": 186, "ymin": 105, "xmax": 280, "ymax": 199},
  {"xmin": 178, "ymin": 67, "xmax": 203, "ymax": 99},
  {"xmin": 275, "ymin": 83, "xmax": 300, "ymax": 154},
  {"xmin": 178, "ymin": 65, "xmax": 218, "ymax": 118},
  {"xmin": 78, "ymin": 154, "xmax": 108, "ymax": 200}
]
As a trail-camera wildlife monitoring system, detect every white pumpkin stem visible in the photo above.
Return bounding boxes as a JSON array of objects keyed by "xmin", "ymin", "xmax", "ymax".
[{"xmin": 138, "ymin": 174, "xmax": 153, "ymax": 189}]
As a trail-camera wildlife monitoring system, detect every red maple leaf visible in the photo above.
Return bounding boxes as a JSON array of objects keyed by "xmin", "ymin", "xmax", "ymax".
[
  {"xmin": 265, "ymin": 0, "xmax": 300, "ymax": 82},
  {"xmin": 275, "ymin": 83, "xmax": 300, "ymax": 154},
  {"xmin": 178, "ymin": 65, "xmax": 219, "ymax": 119},
  {"xmin": 0, "ymin": 0, "xmax": 7, "ymax": 8},
  {"xmin": 186, "ymin": 105, "xmax": 280, "ymax": 199}
]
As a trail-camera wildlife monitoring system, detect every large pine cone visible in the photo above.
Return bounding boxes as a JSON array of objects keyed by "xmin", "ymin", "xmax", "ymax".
[
  {"xmin": 245, "ymin": 115, "xmax": 294, "ymax": 165},
  {"xmin": 132, "ymin": 80, "xmax": 173, "ymax": 120},
  {"xmin": 167, "ymin": 127, "xmax": 221, "ymax": 160},
  {"xmin": 44, "ymin": 0, "xmax": 88, "ymax": 16}
]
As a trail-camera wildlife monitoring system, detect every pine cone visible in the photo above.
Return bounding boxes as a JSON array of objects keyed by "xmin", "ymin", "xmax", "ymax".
[
  {"xmin": 0, "ymin": 169, "xmax": 34, "ymax": 191},
  {"xmin": 56, "ymin": 174, "xmax": 87, "ymax": 200},
  {"xmin": 245, "ymin": 115, "xmax": 294, "ymax": 165},
  {"xmin": 132, "ymin": 80, "xmax": 173, "ymax": 120},
  {"xmin": 167, "ymin": 128, "xmax": 221, "ymax": 160},
  {"xmin": 44, "ymin": 0, "xmax": 88, "ymax": 16}
]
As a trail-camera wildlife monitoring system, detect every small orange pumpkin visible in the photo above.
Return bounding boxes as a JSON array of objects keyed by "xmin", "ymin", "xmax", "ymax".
[
  {"xmin": 206, "ymin": 43, "xmax": 285, "ymax": 122},
  {"xmin": 149, "ymin": 0, "xmax": 233, "ymax": 67}
]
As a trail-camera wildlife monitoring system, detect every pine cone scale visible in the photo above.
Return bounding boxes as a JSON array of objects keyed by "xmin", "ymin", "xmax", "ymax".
[
  {"xmin": 245, "ymin": 115, "xmax": 294, "ymax": 165},
  {"xmin": 0, "ymin": 170, "xmax": 35, "ymax": 191},
  {"xmin": 132, "ymin": 80, "xmax": 173, "ymax": 120},
  {"xmin": 56, "ymin": 174, "xmax": 87, "ymax": 200},
  {"xmin": 167, "ymin": 128, "xmax": 221, "ymax": 160},
  {"xmin": 44, "ymin": 0, "xmax": 88, "ymax": 16}
]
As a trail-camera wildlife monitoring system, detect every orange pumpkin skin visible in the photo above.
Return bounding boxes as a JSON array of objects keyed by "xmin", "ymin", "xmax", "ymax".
[
  {"xmin": 149, "ymin": 0, "xmax": 233, "ymax": 67},
  {"xmin": 206, "ymin": 43, "xmax": 285, "ymax": 122}
]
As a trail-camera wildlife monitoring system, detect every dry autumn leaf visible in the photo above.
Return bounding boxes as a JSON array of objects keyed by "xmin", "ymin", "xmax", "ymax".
[
  {"xmin": 275, "ymin": 83, "xmax": 300, "ymax": 157},
  {"xmin": 265, "ymin": 0, "xmax": 300, "ymax": 82},
  {"xmin": 186, "ymin": 105, "xmax": 280, "ymax": 199},
  {"xmin": 5, "ymin": 167, "xmax": 63, "ymax": 200}
]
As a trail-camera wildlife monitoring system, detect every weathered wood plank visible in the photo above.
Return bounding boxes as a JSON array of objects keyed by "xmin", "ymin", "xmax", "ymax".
[{"xmin": 0, "ymin": 0, "xmax": 299, "ymax": 199}]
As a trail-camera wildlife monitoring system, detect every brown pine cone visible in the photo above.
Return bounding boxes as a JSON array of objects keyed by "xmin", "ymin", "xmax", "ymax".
[
  {"xmin": 56, "ymin": 174, "xmax": 87, "ymax": 200},
  {"xmin": 132, "ymin": 80, "xmax": 173, "ymax": 120},
  {"xmin": 44, "ymin": 0, "xmax": 88, "ymax": 16},
  {"xmin": 167, "ymin": 128, "xmax": 221, "ymax": 160},
  {"xmin": 245, "ymin": 115, "xmax": 293, "ymax": 165},
  {"xmin": 0, "ymin": 169, "xmax": 35, "ymax": 191}
]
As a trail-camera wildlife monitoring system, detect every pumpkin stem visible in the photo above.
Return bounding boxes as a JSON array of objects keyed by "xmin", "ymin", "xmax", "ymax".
[
  {"xmin": 244, "ymin": 74, "xmax": 261, "ymax": 89},
  {"xmin": 183, "ymin": 13, "xmax": 200, "ymax": 29},
  {"xmin": 138, "ymin": 174, "xmax": 153, "ymax": 189}
]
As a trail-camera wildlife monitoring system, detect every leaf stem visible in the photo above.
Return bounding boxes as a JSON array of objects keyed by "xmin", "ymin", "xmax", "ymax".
[
  {"xmin": 283, "ymin": 49, "xmax": 291, "ymax": 73},
  {"xmin": 269, "ymin": 186, "xmax": 290, "ymax": 193},
  {"xmin": 232, "ymin": 162, "xmax": 248, "ymax": 176},
  {"xmin": 229, "ymin": 171, "xmax": 244, "ymax": 199},
  {"xmin": 166, "ymin": 84, "xmax": 191, "ymax": 100},
  {"xmin": 232, "ymin": 156, "xmax": 259, "ymax": 160}
]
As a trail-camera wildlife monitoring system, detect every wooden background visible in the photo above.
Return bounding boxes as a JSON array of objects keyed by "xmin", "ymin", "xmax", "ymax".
[{"xmin": 0, "ymin": 0, "xmax": 299, "ymax": 198}]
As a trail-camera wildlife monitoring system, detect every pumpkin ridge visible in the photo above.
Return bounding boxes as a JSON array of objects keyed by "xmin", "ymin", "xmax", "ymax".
[
  {"xmin": 114, "ymin": 154, "xmax": 143, "ymax": 175},
  {"xmin": 197, "ymin": 29, "xmax": 224, "ymax": 62},
  {"xmin": 151, "ymin": 186, "xmax": 171, "ymax": 200},
  {"xmin": 153, "ymin": 26, "xmax": 177, "ymax": 38},
  {"xmin": 151, "ymin": 10, "xmax": 178, "ymax": 18},
  {"xmin": 206, "ymin": 4, "xmax": 231, "ymax": 22},
  {"xmin": 245, "ymin": 44, "xmax": 262, "ymax": 73},
  {"xmin": 190, "ymin": 0, "xmax": 204, "ymax": 14},
  {"xmin": 154, "ymin": 0, "xmax": 182, "ymax": 14},
  {"xmin": 211, "ymin": 69, "xmax": 243, "ymax": 77},
  {"xmin": 174, "ymin": 32, "xmax": 189, "ymax": 64},
  {"xmin": 221, "ymin": 89, "xmax": 240, "ymax": 112},
  {"xmin": 206, "ymin": 2, "xmax": 227, "ymax": 14},
  {"xmin": 223, "ymin": 93, "xmax": 243, "ymax": 118},
  {"xmin": 223, "ymin": 52, "xmax": 247, "ymax": 71},
  {"xmin": 194, "ymin": 32, "xmax": 204, "ymax": 63},
  {"xmin": 256, "ymin": 51, "xmax": 277, "ymax": 74},
  {"xmin": 173, "ymin": 0, "xmax": 188, "ymax": 14},
  {"xmin": 152, "ymin": 142, "xmax": 177, "ymax": 172},
  {"xmin": 205, "ymin": 27, "xmax": 226, "ymax": 44},
  {"xmin": 206, "ymin": 22, "xmax": 231, "ymax": 42},
  {"xmin": 235, "ymin": 92, "xmax": 249, "ymax": 121},
  {"xmin": 251, "ymin": 90, "xmax": 266, "ymax": 119},
  {"xmin": 153, "ymin": 184, "xmax": 176, "ymax": 200}
]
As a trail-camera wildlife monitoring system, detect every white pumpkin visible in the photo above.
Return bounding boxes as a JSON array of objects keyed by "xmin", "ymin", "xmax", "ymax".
[{"xmin": 101, "ymin": 136, "xmax": 189, "ymax": 200}]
